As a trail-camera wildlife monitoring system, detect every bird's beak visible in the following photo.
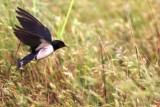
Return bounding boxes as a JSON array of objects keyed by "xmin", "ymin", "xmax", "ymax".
[{"xmin": 65, "ymin": 45, "xmax": 68, "ymax": 47}]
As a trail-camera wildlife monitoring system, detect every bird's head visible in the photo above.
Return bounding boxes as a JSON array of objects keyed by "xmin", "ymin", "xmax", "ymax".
[{"xmin": 51, "ymin": 40, "xmax": 67, "ymax": 51}]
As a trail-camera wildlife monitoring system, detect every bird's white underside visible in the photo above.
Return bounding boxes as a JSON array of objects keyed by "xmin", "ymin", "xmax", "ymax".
[{"xmin": 36, "ymin": 39, "xmax": 54, "ymax": 60}]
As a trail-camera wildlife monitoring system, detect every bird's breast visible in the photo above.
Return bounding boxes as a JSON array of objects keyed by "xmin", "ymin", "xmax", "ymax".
[{"xmin": 36, "ymin": 44, "xmax": 54, "ymax": 60}]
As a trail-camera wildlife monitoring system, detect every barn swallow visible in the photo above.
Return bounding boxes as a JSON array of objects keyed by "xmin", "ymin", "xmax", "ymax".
[{"xmin": 13, "ymin": 7, "xmax": 66, "ymax": 70}]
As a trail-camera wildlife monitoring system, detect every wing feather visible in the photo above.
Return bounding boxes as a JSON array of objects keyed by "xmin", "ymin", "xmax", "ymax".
[
  {"xmin": 16, "ymin": 7, "xmax": 52, "ymax": 42},
  {"xmin": 13, "ymin": 25, "xmax": 43, "ymax": 46}
]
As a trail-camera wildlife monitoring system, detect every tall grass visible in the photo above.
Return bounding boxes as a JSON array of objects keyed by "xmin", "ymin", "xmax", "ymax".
[
  {"xmin": 57, "ymin": 0, "xmax": 74, "ymax": 39},
  {"xmin": 0, "ymin": 0, "xmax": 160, "ymax": 106}
]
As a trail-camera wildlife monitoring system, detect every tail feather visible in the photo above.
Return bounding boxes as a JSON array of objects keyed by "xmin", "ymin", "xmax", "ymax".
[
  {"xmin": 16, "ymin": 53, "xmax": 36, "ymax": 70},
  {"xmin": 17, "ymin": 58, "xmax": 23, "ymax": 70}
]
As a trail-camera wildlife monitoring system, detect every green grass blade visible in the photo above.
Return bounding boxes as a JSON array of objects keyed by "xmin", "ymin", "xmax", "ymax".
[{"xmin": 58, "ymin": 0, "xmax": 75, "ymax": 39}]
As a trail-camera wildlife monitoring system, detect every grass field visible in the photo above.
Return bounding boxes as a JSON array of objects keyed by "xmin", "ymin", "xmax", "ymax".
[{"xmin": 0, "ymin": 0, "xmax": 160, "ymax": 106}]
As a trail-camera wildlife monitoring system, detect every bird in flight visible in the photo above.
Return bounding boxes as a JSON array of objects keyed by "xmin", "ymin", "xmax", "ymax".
[{"xmin": 13, "ymin": 7, "xmax": 66, "ymax": 70}]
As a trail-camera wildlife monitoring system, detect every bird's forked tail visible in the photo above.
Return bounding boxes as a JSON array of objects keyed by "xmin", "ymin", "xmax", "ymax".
[{"xmin": 17, "ymin": 53, "xmax": 35, "ymax": 70}]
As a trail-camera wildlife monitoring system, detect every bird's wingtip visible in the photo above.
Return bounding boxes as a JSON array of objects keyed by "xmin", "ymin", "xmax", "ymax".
[
  {"xmin": 15, "ymin": 8, "xmax": 22, "ymax": 15},
  {"xmin": 17, "ymin": 7, "xmax": 22, "ymax": 10},
  {"xmin": 16, "ymin": 7, "xmax": 25, "ymax": 13}
]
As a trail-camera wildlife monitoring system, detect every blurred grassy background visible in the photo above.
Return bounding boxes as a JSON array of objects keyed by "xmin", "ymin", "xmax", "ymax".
[{"xmin": 0, "ymin": 0, "xmax": 160, "ymax": 106}]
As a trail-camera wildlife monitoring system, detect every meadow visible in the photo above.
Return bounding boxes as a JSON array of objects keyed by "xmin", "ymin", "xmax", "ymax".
[{"xmin": 0, "ymin": 0, "xmax": 160, "ymax": 106}]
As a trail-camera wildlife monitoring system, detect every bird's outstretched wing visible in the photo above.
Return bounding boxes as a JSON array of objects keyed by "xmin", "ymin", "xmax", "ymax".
[
  {"xmin": 13, "ymin": 25, "xmax": 45, "ymax": 46},
  {"xmin": 15, "ymin": 7, "xmax": 52, "ymax": 42}
]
